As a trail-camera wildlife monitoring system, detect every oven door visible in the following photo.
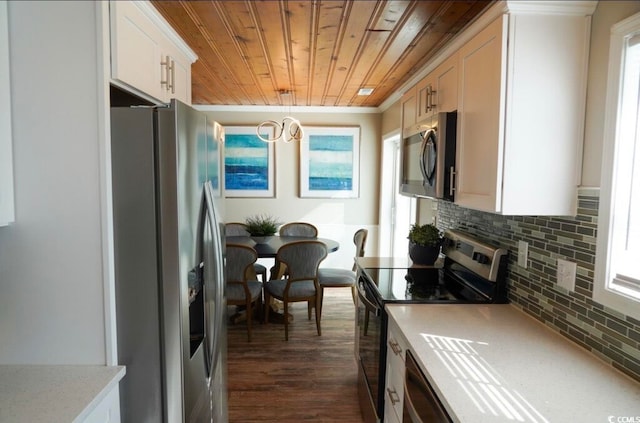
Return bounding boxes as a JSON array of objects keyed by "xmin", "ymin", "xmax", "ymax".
[
  {"xmin": 356, "ymin": 275, "xmax": 384, "ymax": 422},
  {"xmin": 403, "ymin": 350, "xmax": 452, "ymax": 422}
]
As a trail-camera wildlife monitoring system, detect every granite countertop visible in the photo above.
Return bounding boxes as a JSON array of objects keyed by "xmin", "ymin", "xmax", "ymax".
[
  {"xmin": 386, "ymin": 304, "xmax": 640, "ymax": 422},
  {"xmin": 0, "ymin": 365, "xmax": 125, "ymax": 422}
]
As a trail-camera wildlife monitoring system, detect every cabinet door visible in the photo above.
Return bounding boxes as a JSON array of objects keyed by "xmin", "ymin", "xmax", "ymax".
[
  {"xmin": 401, "ymin": 86, "xmax": 418, "ymax": 137},
  {"xmin": 82, "ymin": 385, "xmax": 121, "ymax": 423},
  {"xmin": 415, "ymin": 75, "xmax": 433, "ymax": 124},
  {"xmin": 0, "ymin": 0, "xmax": 14, "ymax": 226},
  {"xmin": 433, "ymin": 52, "xmax": 458, "ymax": 114},
  {"xmin": 385, "ymin": 325, "xmax": 407, "ymax": 422},
  {"xmin": 170, "ymin": 54, "xmax": 191, "ymax": 104},
  {"xmin": 110, "ymin": 1, "xmax": 163, "ymax": 100},
  {"xmin": 455, "ymin": 16, "xmax": 506, "ymax": 213}
]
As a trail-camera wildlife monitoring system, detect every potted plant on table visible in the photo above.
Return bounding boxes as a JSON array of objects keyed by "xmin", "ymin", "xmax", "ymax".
[
  {"xmin": 407, "ymin": 223, "xmax": 443, "ymax": 265},
  {"xmin": 245, "ymin": 214, "xmax": 281, "ymax": 244}
]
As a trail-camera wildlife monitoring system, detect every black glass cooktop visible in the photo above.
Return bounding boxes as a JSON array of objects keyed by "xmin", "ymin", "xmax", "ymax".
[{"xmin": 361, "ymin": 266, "xmax": 490, "ymax": 303}]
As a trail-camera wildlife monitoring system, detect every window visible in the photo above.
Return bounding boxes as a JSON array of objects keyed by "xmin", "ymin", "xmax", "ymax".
[{"xmin": 595, "ymin": 11, "xmax": 640, "ymax": 320}]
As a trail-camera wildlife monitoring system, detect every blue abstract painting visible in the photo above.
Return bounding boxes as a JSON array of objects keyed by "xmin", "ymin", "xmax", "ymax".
[
  {"xmin": 300, "ymin": 126, "xmax": 360, "ymax": 198},
  {"xmin": 309, "ymin": 135, "xmax": 353, "ymax": 190},
  {"xmin": 224, "ymin": 127, "xmax": 275, "ymax": 197}
]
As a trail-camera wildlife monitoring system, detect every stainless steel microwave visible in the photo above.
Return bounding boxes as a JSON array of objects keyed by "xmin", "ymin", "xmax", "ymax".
[{"xmin": 400, "ymin": 111, "xmax": 457, "ymax": 201}]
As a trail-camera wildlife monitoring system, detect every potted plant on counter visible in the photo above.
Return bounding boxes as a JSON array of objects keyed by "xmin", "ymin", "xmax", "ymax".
[
  {"xmin": 245, "ymin": 214, "xmax": 281, "ymax": 244},
  {"xmin": 407, "ymin": 223, "xmax": 443, "ymax": 265}
]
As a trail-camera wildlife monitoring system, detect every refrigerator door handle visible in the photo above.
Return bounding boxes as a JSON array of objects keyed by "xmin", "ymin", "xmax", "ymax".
[{"xmin": 196, "ymin": 181, "xmax": 225, "ymax": 380}]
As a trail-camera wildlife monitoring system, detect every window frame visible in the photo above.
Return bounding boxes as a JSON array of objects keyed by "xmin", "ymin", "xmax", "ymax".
[{"xmin": 594, "ymin": 11, "xmax": 640, "ymax": 320}]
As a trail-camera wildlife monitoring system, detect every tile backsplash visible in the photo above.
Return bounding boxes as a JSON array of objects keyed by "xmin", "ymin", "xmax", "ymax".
[{"xmin": 436, "ymin": 189, "xmax": 640, "ymax": 382}]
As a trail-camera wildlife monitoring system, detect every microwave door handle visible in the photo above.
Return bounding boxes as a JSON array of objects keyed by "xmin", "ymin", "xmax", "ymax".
[
  {"xmin": 425, "ymin": 139, "xmax": 436, "ymax": 184},
  {"xmin": 419, "ymin": 134, "xmax": 429, "ymax": 182},
  {"xmin": 422, "ymin": 130, "xmax": 437, "ymax": 184}
]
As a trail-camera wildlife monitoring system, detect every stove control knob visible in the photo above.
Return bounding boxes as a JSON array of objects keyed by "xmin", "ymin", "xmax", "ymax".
[{"xmin": 472, "ymin": 252, "xmax": 490, "ymax": 264}]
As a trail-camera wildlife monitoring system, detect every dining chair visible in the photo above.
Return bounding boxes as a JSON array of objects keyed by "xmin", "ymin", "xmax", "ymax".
[
  {"xmin": 278, "ymin": 222, "xmax": 318, "ymax": 238},
  {"xmin": 316, "ymin": 228, "xmax": 368, "ymax": 320},
  {"xmin": 263, "ymin": 240, "xmax": 327, "ymax": 341},
  {"xmin": 226, "ymin": 243, "xmax": 263, "ymax": 342},
  {"xmin": 224, "ymin": 222, "xmax": 268, "ymax": 282},
  {"xmin": 270, "ymin": 222, "xmax": 319, "ymax": 279}
]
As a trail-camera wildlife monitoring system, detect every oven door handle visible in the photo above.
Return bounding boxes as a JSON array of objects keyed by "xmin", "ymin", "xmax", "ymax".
[
  {"xmin": 357, "ymin": 281, "xmax": 381, "ymax": 316},
  {"xmin": 403, "ymin": 378, "xmax": 422, "ymax": 423}
]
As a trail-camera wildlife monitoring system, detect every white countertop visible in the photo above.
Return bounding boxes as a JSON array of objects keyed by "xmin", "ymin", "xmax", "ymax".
[
  {"xmin": 0, "ymin": 365, "xmax": 125, "ymax": 423},
  {"xmin": 386, "ymin": 304, "xmax": 640, "ymax": 423}
]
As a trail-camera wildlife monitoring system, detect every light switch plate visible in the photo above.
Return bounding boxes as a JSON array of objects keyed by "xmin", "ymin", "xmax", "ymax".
[
  {"xmin": 517, "ymin": 240, "xmax": 528, "ymax": 268},
  {"xmin": 557, "ymin": 259, "xmax": 576, "ymax": 291}
]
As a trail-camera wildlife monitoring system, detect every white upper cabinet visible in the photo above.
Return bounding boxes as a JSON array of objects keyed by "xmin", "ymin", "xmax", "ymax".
[
  {"xmin": 415, "ymin": 52, "xmax": 458, "ymax": 126},
  {"xmin": 0, "ymin": 0, "xmax": 14, "ymax": 227},
  {"xmin": 109, "ymin": 0, "xmax": 197, "ymax": 105},
  {"xmin": 401, "ymin": 85, "xmax": 418, "ymax": 138},
  {"xmin": 455, "ymin": 3, "xmax": 595, "ymax": 215}
]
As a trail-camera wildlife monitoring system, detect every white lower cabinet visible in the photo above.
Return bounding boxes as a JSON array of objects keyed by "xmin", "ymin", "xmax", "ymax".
[
  {"xmin": 384, "ymin": 320, "xmax": 407, "ymax": 423},
  {"xmin": 82, "ymin": 385, "xmax": 121, "ymax": 423}
]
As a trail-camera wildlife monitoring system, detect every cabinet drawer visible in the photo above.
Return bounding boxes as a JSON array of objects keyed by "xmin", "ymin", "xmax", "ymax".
[{"xmin": 385, "ymin": 327, "xmax": 407, "ymax": 421}]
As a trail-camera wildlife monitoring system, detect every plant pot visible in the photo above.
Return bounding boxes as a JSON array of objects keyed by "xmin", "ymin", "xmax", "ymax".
[
  {"xmin": 251, "ymin": 235, "xmax": 273, "ymax": 244},
  {"xmin": 408, "ymin": 242, "xmax": 441, "ymax": 265}
]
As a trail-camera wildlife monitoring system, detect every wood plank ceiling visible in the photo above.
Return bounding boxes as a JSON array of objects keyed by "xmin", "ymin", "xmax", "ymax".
[{"xmin": 151, "ymin": 0, "xmax": 493, "ymax": 107}]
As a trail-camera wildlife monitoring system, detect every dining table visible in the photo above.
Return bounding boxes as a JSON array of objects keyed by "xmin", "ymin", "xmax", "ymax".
[
  {"xmin": 225, "ymin": 235, "xmax": 340, "ymax": 258},
  {"xmin": 225, "ymin": 235, "xmax": 340, "ymax": 325}
]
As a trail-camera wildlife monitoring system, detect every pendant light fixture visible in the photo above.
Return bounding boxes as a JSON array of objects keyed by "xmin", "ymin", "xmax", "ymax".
[{"xmin": 256, "ymin": 90, "xmax": 304, "ymax": 143}]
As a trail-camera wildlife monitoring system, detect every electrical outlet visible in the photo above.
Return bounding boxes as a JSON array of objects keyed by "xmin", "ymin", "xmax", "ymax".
[
  {"xmin": 517, "ymin": 240, "xmax": 528, "ymax": 268},
  {"xmin": 557, "ymin": 259, "xmax": 576, "ymax": 291}
]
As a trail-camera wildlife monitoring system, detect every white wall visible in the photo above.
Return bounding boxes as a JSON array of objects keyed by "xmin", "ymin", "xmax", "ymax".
[
  {"xmin": 0, "ymin": 1, "xmax": 108, "ymax": 364},
  {"xmin": 201, "ymin": 109, "xmax": 381, "ymax": 268},
  {"xmin": 575, "ymin": 1, "xmax": 640, "ymax": 187}
]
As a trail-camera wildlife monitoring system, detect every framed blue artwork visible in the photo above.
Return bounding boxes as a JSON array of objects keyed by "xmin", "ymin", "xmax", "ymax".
[
  {"xmin": 224, "ymin": 126, "xmax": 275, "ymax": 198},
  {"xmin": 300, "ymin": 126, "xmax": 360, "ymax": 198}
]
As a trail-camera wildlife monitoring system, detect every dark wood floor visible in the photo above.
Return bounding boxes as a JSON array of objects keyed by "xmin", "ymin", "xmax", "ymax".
[{"xmin": 226, "ymin": 288, "xmax": 365, "ymax": 423}]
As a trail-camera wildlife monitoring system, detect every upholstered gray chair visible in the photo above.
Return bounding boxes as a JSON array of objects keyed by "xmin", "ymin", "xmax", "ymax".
[
  {"xmin": 269, "ymin": 222, "xmax": 318, "ymax": 280},
  {"xmin": 226, "ymin": 243, "xmax": 263, "ymax": 342},
  {"xmin": 278, "ymin": 222, "xmax": 318, "ymax": 238},
  {"xmin": 264, "ymin": 240, "xmax": 327, "ymax": 341},
  {"xmin": 316, "ymin": 229, "xmax": 368, "ymax": 319},
  {"xmin": 225, "ymin": 222, "xmax": 268, "ymax": 282}
]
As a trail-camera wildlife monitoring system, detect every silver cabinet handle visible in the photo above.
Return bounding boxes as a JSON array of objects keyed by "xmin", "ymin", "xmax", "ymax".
[
  {"xmin": 430, "ymin": 86, "xmax": 437, "ymax": 110},
  {"xmin": 161, "ymin": 55, "xmax": 175, "ymax": 93},
  {"xmin": 388, "ymin": 338, "xmax": 403, "ymax": 356},
  {"xmin": 169, "ymin": 58, "xmax": 175, "ymax": 94},
  {"xmin": 426, "ymin": 85, "xmax": 437, "ymax": 111},
  {"xmin": 161, "ymin": 55, "xmax": 170, "ymax": 90},
  {"xmin": 387, "ymin": 387, "xmax": 400, "ymax": 405},
  {"xmin": 449, "ymin": 166, "xmax": 456, "ymax": 196}
]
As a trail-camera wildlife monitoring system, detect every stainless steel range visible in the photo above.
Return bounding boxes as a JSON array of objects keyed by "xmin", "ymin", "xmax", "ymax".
[{"xmin": 355, "ymin": 229, "xmax": 508, "ymax": 423}]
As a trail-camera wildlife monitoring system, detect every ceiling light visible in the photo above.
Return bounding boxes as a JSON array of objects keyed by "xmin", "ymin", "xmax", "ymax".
[
  {"xmin": 256, "ymin": 90, "xmax": 304, "ymax": 143},
  {"xmin": 358, "ymin": 87, "xmax": 374, "ymax": 96}
]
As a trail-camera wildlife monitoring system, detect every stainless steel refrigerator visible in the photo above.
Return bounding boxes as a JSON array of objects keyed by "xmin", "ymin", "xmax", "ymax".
[{"xmin": 110, "ymin": 99, "xmax": 227, "ymax": 422}]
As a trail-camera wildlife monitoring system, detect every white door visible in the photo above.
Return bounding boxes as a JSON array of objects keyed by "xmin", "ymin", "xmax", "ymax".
[{"xmin": 379, "ymin": 133, "xmax": 416, "ymax": 257}]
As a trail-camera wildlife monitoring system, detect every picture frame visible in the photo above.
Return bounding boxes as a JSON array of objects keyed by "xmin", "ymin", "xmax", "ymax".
[
  {"xmin": 224, "ymin": 126, "xmax": 275, "ymax": 198},
  {"xmin": 206, "ymin": 121, "xmax": 224, "ymax": 197},
  {"xmin": 299, "ymin": 126, "xmax": 360, "ymax": 198}
]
